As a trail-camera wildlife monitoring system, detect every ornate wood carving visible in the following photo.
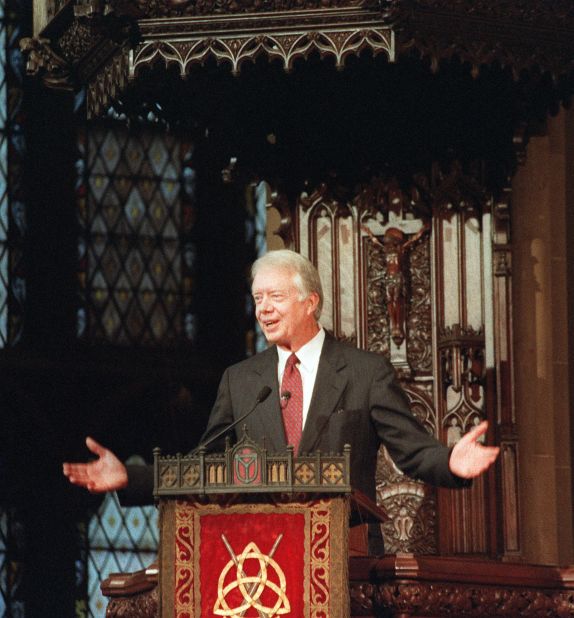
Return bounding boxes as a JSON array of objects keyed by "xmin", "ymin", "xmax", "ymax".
[
  {"xmin": 101, "ymin": 563, "xmax": 159, "ymax": 618},
  {"xmin": 376, "ymin": 581, "xmax": 574, "ymax": 617},
  {"xmin": 87, "ymin": 49, "xmax": 131, "ymax": 118},
  {"xmin": 130, "ymin": 28, "xmax": 394, "ymax": 78},
  {"xmin": 353, "ymin": 175, "xmax": 432, "ymax": 224},
  {"xmin": 23, "ymin": 0, "xmax": 574, "ymax": 118},
  {"xmin": 19, "ymin": 37, "xmax": 73, "ymax": 90},
  {"xmin": 399, "ymin": 0, "xmax": 574, "ymax": 81},
  {"xmin": 491, "ymin": 189, "xmax": 520, "ymax": 559},
  {"xmin": 100, "ymin": 556, "xmax": 574, "ymax": 617},
  {"xmin": 376, "ymin": 384, "xmax": 438, "ymax": 555},
  {"xmin": 365, "ymin": 231, "xmax": 431, "ymax": 376},
  {"xmin": 365, "ymin": 239, "xmax": 390, "ymax": 358},
  {"xmin": 349, "ymin": 582, "xmax": 376, "ymax": 615},
  {"xmin": 409, "ymin": 0, "xmax": 574, "ymax": 29},
  {"xmin": 426, "ymin": 160, "xmax": 498, "ymax": 556},
  {"xmin": 403, "ymin": 382, "xmax": 437, "ymax": 436},
  {"xmin": 299, "ymin": 182, "xmax": 349, "ymax": 218},
  {"xmin": 367, "ymin": 226, "xmax": 429, "ymax": 348},
  {"xmin": 106, "ymin": 588, "xmax": 158, "ymax": 618},
  {"xmin": 431, "ymin": 161, "xmax": 486, "ymax": 217},
  {"xmin": 358, "ymin": 554, "xmax": 574, "ymax": 616},
  {"xmin": 406, "ymin": 239, "xmax": 432, "ymax": 374},
  {"xmin": 376, "ymin": 460, "xmax": 438, "ymax": 555},
  {"xmin": 292, "ymin": 175, "xmax": 439, "ymax": 555},
  {"xmin": 438, "ymin": 325, "xmax": 484, "ymax": 409},
  {"xmin": 59, "ymin": 19, "xmax": 99, "ymax": 62},
  {"xmin": 21, "ymin": 1, "xmax": 137, "ymax": 100},
  {"xmin": 357, "ymin": 175, "xmax": 432, "ymax": 372},
  {"xmin": 127, "ymin": 0, "xmax": 377, "ymax": 18}
]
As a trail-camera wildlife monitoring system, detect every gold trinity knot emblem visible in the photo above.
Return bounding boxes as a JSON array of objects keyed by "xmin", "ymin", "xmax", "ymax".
[{"xmin": 213, "ymin": 533, "xmax": 290, "ymax": 617}]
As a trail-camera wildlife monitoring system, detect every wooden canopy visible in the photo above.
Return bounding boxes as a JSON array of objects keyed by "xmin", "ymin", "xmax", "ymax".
[{"xmin": 21, "ymin": 0, "xmax": 574, "ymax": 118}]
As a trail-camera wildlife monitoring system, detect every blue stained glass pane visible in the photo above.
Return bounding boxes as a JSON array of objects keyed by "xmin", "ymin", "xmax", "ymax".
[
  {"xmin": 0, "ymin": 84, "xmax": 5, "ymax": 131},
  {"xmin": 124, "ymin": 187, "xmax": 145, "ymax": 230},
  {"xmin": 88, "ymin": 493, "xmax": 124, "ymax": 547},
  {"xmin": 0, "ymin": 201, "xmax": 6, "ymax": 236},
  {"xmin": 9, "ymin": 130, "xmax": 24, "ymax": 157},
  {"xmin": 0, "ymin": 247, "xmax": 8, "ymax": 299},
  {"xmin": 0, "ymin": 155, "xmax": 7, "ymax": 184},
  {"xmin": 114, "ymin": 507, "xmax": 158, "ymax": 550},
  {"xmin": 253, "ymin": 181, "xmax": 268, "ymax": 353},
  {"xmin": 88, "ymin": 492, "xmax": 158, "ymax": 616},
  {"xmin": 0, "ymin": 510, "xmax": 6, "ymax": 540},
  {"xmin": 0, "ymin": 128, "xmax": 6, "ymax": 344},
  {"xmin": 0, "ymin": 0, "xmax": 26, "ymax": 594},
  {"xmin": 10, "ymin": 200, "xmax": 25, "ymax": 235}
]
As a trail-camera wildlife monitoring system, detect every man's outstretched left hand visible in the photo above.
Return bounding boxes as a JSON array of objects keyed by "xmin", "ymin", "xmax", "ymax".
[{"xmin": 449, "ymin": 420, "xmax": 500, "ymax": 479}]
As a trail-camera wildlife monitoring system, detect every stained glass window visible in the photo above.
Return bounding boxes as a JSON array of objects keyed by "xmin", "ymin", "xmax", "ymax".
[
  {"xmin": 0, "ymin": 509, "xmax": 24, "ymax": 617},
  {"xmin": 1, "ymin": 0, "xmax": 26, "ymax": 611},
  {"xmin": 77, "ymin": 122, "xmax": 196, "ymax": 614},
  {"xmin": 77, "ymin": 124, "xmax": 196, "ymax": 345},
  {"xmin": 252, "ymin": 180, "xmax": 268, "ymax": 354},
  {"xmin": 0, "ymin": 0, "xmax": 7, "ymax": 346},
  {"xmin": 86, "ymin": 491, "xmax": 158, "ymax": 617},
  {"xmin": 0, "ymin": 0, "xmax": 25, "ymax": 349},
  {"xmin": 244, "ymin": 179, "xmax": 269, "ymax": 356}
]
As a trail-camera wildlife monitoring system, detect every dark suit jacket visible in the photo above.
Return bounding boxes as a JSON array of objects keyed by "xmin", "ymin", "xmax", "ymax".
[
  {"xmin": 123, "ymin": 335, "xmax": 466, "ymax": 504},
  {"xmin": 200, "ymin": 334, "xmax": 466, "ymax": 500}
]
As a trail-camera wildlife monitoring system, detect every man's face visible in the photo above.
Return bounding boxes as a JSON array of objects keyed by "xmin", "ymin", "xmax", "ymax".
[{"xmin": 252, "ymin": 266, "xmax": 320, "ymax": 352}]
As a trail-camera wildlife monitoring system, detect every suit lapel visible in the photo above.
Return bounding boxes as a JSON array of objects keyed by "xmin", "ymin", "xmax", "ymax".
[
  {"xmin": 298, "ymin": 336, "xmax": 348, "ymax": 454},
  {"xmin": 247, "ymin": 346, "xmax": 287, "ymax": 451}
]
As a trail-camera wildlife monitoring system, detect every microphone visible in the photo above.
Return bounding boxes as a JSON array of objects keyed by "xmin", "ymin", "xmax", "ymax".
[
  {"xmin": 191, "ymin": 386, "xmax": 272, "ymax": 454},
  {"xmin": 280, "ymin": 391, "xmax": 291, "ymax": 409}
]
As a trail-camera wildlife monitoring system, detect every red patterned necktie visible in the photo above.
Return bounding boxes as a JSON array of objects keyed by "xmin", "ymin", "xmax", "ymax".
[{"xmin": 280, "ymin": 353, "xmax": 303, "ymax": 454}]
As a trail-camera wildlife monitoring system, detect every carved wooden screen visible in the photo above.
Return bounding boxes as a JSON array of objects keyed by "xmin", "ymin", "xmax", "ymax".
[{"xmin": 271, "ymin": 168, "xmax": 500, "ymax": 555}]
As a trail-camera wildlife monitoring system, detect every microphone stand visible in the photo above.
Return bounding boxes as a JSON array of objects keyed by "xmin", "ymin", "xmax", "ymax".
[{"xmin": 190, "ymin": 386, "xmax": 272, "ymax": 455}]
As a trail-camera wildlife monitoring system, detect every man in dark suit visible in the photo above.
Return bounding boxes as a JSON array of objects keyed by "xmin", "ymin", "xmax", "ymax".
[{"xmin": 63, "ymin": 250, "xmax": 499, "ymax": 504}]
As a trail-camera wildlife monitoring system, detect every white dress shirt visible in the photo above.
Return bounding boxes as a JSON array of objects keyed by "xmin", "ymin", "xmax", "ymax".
[{"xmin": 277, "ymin": 327, "xmax": 326, "ymax": 429}]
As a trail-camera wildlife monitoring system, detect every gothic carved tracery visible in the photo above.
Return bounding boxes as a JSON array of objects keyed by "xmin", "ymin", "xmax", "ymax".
[{"xmin": 22, "ymin": 0, "xmax": 574, "ymax": 119}]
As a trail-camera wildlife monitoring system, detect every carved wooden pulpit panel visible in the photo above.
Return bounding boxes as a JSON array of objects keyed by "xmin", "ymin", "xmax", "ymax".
[{"xmin": 267, "ymin": 163, "xmax": 517, "ymax": 557}]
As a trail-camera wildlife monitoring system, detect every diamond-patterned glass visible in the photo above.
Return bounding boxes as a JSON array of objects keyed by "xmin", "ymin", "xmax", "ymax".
[
  {"xmin": 87, "ymin": 492, "xmax": 159, "ymax": 618},
  {"xmin": 0, "ymin": 0, "xmax": 25, "ymax": 349},
  {"xmin": 0, "ymin": 244, "xmax": 7, "ymax": 336},
  {"xmin": 0, "ymin": 508, "xmax": 25, "ymax": 617},
  {"xmin": 0, "ymin": 57, "xmax": 6, "ymax": 345},
  {"xmin": 78, "ymin": 125, "xmax": 196, "ymax": 345},
  {"xmin": 1, "ymin": 1, "xmax": 29, "ymax": 608}
]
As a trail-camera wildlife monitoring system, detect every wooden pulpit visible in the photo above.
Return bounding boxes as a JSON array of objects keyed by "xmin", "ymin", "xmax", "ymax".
[
  {"xmin": 153, "ymin": 430, "xmax": 360, "ymax": 618},
  {"xmin": 101, "ymin": 437, "xmax": 574, "ymax": 617}
]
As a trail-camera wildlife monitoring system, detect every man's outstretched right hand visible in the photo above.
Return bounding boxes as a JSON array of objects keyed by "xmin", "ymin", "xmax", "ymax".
[{"xmin": 63, "ymin": 436, "xmax": 128, "ymax": 493}]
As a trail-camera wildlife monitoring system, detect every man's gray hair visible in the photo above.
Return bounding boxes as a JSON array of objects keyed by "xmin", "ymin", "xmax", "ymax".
[{"xmin": 251, "ymin": 250, "xmax": 324, "ymax": 319}]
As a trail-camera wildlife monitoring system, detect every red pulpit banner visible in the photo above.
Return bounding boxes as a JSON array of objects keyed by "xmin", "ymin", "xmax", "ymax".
[{"xmin": 159, "ymin": 497, "xmax": 349, "ymax": 618}]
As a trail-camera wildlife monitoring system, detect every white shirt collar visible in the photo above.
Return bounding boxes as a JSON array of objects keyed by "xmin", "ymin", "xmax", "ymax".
[{"xmin": 277, "ymin": 327, "xmax": 325, "ymax": 375}]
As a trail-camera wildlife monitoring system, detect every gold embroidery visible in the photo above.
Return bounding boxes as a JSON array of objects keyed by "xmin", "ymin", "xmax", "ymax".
[{"xmin": 214, "ymin": 535, "xmax": 290, "ymax": 617}]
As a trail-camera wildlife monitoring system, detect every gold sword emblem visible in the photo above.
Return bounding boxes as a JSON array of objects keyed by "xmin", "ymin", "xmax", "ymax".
[{"xmin": 213, "ymin": 533, "xmax": 290, "ymax": 617}]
